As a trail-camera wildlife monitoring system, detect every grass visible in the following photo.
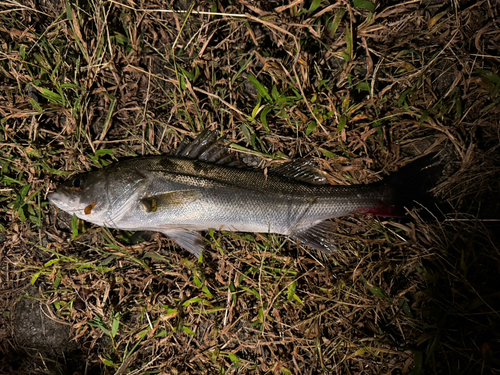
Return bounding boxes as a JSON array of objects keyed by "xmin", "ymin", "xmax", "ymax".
[{"xmin": 1, "ymin": 0, "xmax": 500, "ymax": 374}]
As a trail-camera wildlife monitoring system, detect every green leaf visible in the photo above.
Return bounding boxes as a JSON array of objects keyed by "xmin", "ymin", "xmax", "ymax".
[
  {"xmin": 228, "ymin": 352, "xmax": 240, "ymax": 363},
  {"xmin": 231, "ymin": 52, "xmax": 255, "ymax": 85},
  {"xmin": 287, "ymin": 281, "xmax": 297, "ymax": 301},
  {"xmin": 155, "ymin": 329, "xmax": 167, "ymax": 338},
  {"xmin": 31, "ymin": 271, "xmax": 42, "ymax": 285},
  {"xmin": 94, "ymin": 266, "xmax": 113, "ymax": 273},
  {"xmin": 353, "ymin": 0, "xmax": 375, "ymax": 13},
  {"xmin": 179, "ymin": 74, "xmax": 186, "ymax": 90},
  {"xmin": 193, "ymin": 272, "xmax": 202, "ymax": 288},
  {"xmin": 361, "ymin": 274, "xmax": 388, "ymax": 299},
  {"xmin": 71, "ymin": 214, "xmax": 79, "ymax": 239},
  {"xmin": 397, "ymin": 88, "xmax": 413, "ymax": 108},
  {"xmin": 240, "ymin": 286, "xmax": 260, "ymax": 299},
  {"xmin": 18, "ymin": 207, "xmax": 26, "ymax": 222},
  {"xmin": 44, "ymin": 259, "xmax": 60, "ymax": 267},
  {"xmin": 328, "ymin": 9, "xmax": 346, "ymax": 36},
  {"xmin": 41, "ymin": 161, "xmax": 71, "ymax": 176},
  {"xmin": 260, "ymin": 106, "xmax": 272, "ymax": 133},
  {"xmin": 89, "ymin": 319, "xmax": 111, "ymax": 337},
  {"xmin": 65, "ymin": 0, "xmax": 73, "ymax": 20},
  {"xmin": 202, "ymin": 285, "xmax": 213, "ymax": 299},
  {"xmin": 344, "ymin": 26, "xmax": 353, "ymax": 62},
  {"xmin": 19, "ymin": 44, "xmax": 26, "ymax": 59},
  {"xmin": 399, "ymin": 299, "xmax": 414, "ymax": 319},
  {"xmin": 100, "ymin": 96, "xmax": 117, "ymax": 141},
  {"xmin": 102, "ymin": 358, "xmax": 115, "ymax": 367},
  {"xmin": 28, "ymin": 97, "xmax": 44, "ymax": 112},
  {"xmin": 242, "ymin": 124, "xmax": 253, "ymax": 143},
  {"xmin": 99, "ymin": 255, "xmax": 117, "ymax": 266},
  {"xmin": 271, "ymin": 86, "xmax": 279, "ymax": 101},
  {"xmin": 111, "ymin": 313, "xmax": 120, "ymax": 338},
  {"xmin": 419, "ymin": 110, "xmax": 429, "ymax": 125},
  {"xmin": 20, "ymin": 184, "xmax": 31, "ymax": 199},
  {"xmin": 94, "ymin": 149, "xmax": 114, "ymax": 157},
  {"xmin": 249, "ymin": 97, "xmax": 262, "ymax": 121},
  {"xmin": 136, "ymin": 327, "xmax": 150, "ymax": 340},
  {"xmin": 248, "ymin": 75, "xmax": 272, "ymax": 103},
  {"xmin": 474, "ymin": 69, "xmax": 500, "ymax": 84},
  {"xmin": 306, "ymin": 122, "xmax": 317, "ymax": 136},
  {"xmin": 318, "ymin": 79, "xmax": 330, "ymax": 91},
  {"xmin": 293, "ymin": 293, "xmax": 305, "ymax": 305},
  {"xmin": 38, "ymin": 87, "xmax": 64, "ymax": 105},
  {"xmin": 337, "ymin": 115, "xmax": 347, "ymax": 133},
  {"xmin": 113, "ymin": 32, "xmax": 129, "ymax": 45},
  {"xmin": 411, "ymin": 350, "xmax": 423, "ymax": 375},
  {"xmin": 59, "ymin": 83, "xmax": 82, "ymax": 90},
  {"xmin": 300, "ymin": 0, "xmax": 322, "ymax": 14},
  {"xmin": 182, "ymin": 297, "xmax": 211, "ymax": 307},
  {"xmin": 320, "ymin": 149, "xmax": 336, "ymax": 158},
  {"xmin": 179, "ymin": 65, "xmax": 195, "ymax": 81},
  {"xmin": 355, "ymin": 82, "xmax": 370, "ymax": 92},
  {"xmin": 183, "ymin": 325, "xmax": 196, "ymax": 335}
]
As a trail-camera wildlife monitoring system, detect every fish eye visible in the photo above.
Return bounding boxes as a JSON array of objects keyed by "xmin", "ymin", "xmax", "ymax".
[{"xmin": 73, "ymin": 178, "xmax": 82, "ymax": 189}]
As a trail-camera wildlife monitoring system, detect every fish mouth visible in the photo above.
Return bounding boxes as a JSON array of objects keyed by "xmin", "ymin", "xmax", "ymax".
[
  {"xmin": 47, "ymin": 191, "xmax": 78, "ymax": 213},
  {"xmin": 47, "ymin": 191, "xmax": 66, "ymax": 210},
  {"xmin": 47, "ymin": 191, "xmax": 63, "ymax": 204},
  {"xmin": 47, "ymin": 191, "xmax": 58, "ymax": 203}
]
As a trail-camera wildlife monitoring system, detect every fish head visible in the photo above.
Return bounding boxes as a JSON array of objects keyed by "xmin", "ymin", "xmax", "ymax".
[{"xmin": 48, "ymin": 169, "xmax": 111, "ymax": 224}]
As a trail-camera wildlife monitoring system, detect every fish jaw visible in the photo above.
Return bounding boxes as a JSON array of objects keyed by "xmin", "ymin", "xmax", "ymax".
[
  {"xmin": 48, "ymin": 190, "xmax": 87, "ymax": 217},
  {"xmin": 48, "ymin": 188, "xmax": 106, "ymax": 226}
]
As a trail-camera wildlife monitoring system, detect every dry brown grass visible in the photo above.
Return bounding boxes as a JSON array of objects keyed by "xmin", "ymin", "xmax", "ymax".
[{"xmin": 1, "ymin": 0, "xmax": 499, "ymax": 374}]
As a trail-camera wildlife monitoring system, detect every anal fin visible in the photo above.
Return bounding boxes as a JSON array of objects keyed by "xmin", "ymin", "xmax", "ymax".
[
  {"xmin": 160, "ymin": 229, "xmax": 204, "ymax": 257},
  {"xmin": 290, "ymin": 220, "xmax": 338, "ymax": 253}
]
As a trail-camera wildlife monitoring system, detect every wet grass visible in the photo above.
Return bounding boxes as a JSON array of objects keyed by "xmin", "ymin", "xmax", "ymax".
[{"xmin": 1, "ymin": 0, "xmax": 500, "ymax": 374}]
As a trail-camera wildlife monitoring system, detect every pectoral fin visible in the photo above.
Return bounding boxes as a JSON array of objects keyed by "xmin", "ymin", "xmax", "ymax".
[
  {"xmin": 160, "ymin": 229, "xmax": 204, "ymax": 257},
  {"xmin": 141, "ymin": 190, "xmax": 200, "ymax": 212},
  {"xmin": 290, "ymin": 221, "xmax": 337, "ymax": 253}
]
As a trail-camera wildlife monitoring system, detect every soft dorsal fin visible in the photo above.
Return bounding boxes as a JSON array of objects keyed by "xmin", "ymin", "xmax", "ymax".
[
  {"xmin": 270, "ymin": 159, "xmax": 329, "ymax": 185},
  {"xmin": 141, "ymin": 190, "xmax": 200, "ymax": 212},
  {"xmin": 172, "ymin": 129, "xmax": 239, "ymax": 165}
]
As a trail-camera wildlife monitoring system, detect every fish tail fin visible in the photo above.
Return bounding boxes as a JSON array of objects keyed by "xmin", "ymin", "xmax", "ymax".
[{"xmin": 361, "ymin": 153, "xmax": 443, "ymax": 217}]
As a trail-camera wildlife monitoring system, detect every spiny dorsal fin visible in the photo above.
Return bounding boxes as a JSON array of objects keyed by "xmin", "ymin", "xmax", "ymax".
[
  {"xmin": 290, "ymin": 220, "xmax": 338, "ymax": 253},
  {"xmin": 172, "ymin": 129, "xmax": 239, "ymax": 165},
  {"xmin": 270, "ymin": 159, "xmax": 329, "ymax": 185},
  {"xmin": 141, "ymin": 190, "xmax": 200, "ymax": 212}
]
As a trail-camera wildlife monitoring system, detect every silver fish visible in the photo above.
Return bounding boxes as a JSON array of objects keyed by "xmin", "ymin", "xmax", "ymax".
[{"xmin": 48, "ymin": 130, "xmax": 439, "ymax": 257}]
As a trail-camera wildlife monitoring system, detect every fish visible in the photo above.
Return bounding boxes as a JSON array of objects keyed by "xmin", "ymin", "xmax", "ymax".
[{"xmin": 48, "ymin": 130, "xmax": 441, "ymax": 257}]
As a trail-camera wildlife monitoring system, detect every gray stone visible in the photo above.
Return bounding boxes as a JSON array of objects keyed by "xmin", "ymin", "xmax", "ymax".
[{"xmin": 13, "ymin": 286, "xmax": 75, "ymax": 355}]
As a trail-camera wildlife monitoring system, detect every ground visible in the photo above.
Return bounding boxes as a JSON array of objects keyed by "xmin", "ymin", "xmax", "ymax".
[{"xmin": 0, "ymin": 0, "xmax": 500, "ymax": 374}]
